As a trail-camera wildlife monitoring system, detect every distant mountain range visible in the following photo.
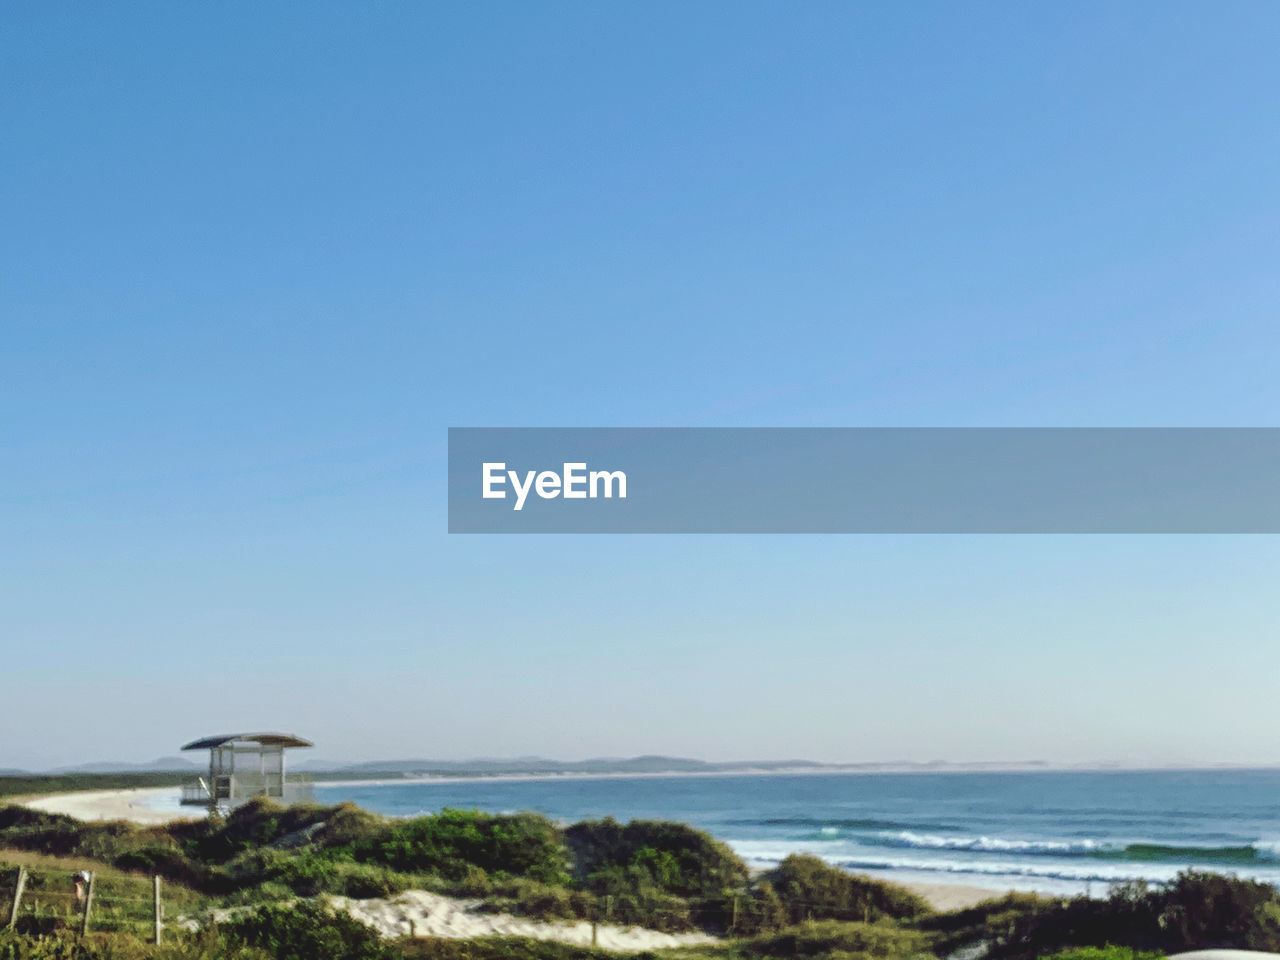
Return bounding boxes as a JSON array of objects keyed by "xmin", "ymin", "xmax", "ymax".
[
  {"xmin": 49, "ymin": 756, "xmax": 199, "ymax": 774},
  {"xmin": 7, "ymin": 754, "xmax": 1065, "ymax": 777},
  {"xmin": 13, "ymin": 755, "xmax": 833, "ymax": 777},
  {"xmin": 4, "ymin": 756, "xmax": 1271, "ymax": 779},
  {"xmin": 301, "ymin": 755, "xmax": 831, "ymax": 776}
]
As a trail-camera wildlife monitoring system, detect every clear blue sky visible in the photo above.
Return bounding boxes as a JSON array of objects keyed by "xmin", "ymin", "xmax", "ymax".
[{"xmin": 5, "ymin": 3, "xmax": 1280, "ymax": 769}]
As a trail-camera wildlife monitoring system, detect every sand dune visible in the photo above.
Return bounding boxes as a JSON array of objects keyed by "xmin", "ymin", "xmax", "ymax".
[{"xmin": 329, "ymin": 889, "xmax": 718, "ymax": 950}]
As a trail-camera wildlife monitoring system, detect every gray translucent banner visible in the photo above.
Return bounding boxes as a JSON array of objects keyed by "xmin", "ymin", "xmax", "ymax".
[{"xmin": 448, "ymin": 428, "xmax": 1280, "ymax": 533}]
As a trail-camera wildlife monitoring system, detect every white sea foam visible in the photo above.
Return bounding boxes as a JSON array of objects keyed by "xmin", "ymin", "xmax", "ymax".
[
  {"xmin": 728, "ymin": 841, "xmax": 1280, "ymax": 889},
  {"xmin": 877, "ymin": 830, "xmax": 1110, "ymax": 856},
  {"xmin": 1252, "ymin": 841, "xmax": 1280, "ymax": 861},
  {"xmin": 838, "ymin": 853, "xmax": 1184, "ymax": 885}
]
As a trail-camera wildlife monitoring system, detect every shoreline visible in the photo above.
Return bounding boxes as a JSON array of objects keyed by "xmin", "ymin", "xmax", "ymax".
[
  {"xmin": 18, "ymin": 787, "xmax": 204, "ymax": 825},
  {"xmin": 273, "ymin": 761, "xmax": 1280, "ymax": 790}
]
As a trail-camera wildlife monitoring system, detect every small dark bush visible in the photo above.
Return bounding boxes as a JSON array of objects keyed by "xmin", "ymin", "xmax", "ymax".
[
  {"xmin": 353, "ymin": 810, "xmax": 569, "ymax": 886},
  {"xmin": 1038, "ymin": 948, "xmax": 1165, "ymax": 960},
  {"xmin": 566, "ymin": 818, "xmax": 749, "ymax": 898},
  {"xmin": 990, "ymin": 872, "xmax": 1280, "ymax": 960},
  {"xmin": 767, "ymin": 856, "xmax": 930, "ymax": 924},
  {"xmin": 743, "ymin": 919, "xmax": 933, "ymax": 959},
  {"xmin": 222, "ymin": 900, "xmax": 395, "ymax": 960},
  {"xmin": 399, "ymin": 937, "xmax": 653, "ymax": 960}
]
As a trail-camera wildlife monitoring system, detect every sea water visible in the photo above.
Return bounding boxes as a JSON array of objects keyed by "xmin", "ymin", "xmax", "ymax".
[{"xmin": 308, "ymin": 769, "xmax": 1280, "ymax": 897}]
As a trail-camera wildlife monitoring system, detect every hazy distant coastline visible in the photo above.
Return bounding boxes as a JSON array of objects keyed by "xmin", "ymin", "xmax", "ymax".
[{"xmin": 7, "ymin": 754, "xmax": 1280, "ymax": 781}]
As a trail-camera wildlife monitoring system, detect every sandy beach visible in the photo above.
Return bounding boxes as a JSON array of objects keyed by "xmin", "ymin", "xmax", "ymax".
[
  {"xmin": 896, "ymin": 880, "xmax": 1013, "ymax": 911},
  {"xmin": 17, "ymin": 787, "xmax": 202, "ymax": 825},
  {"xmin": 14, "ymin": 786, "xmax": 1008, "ymax": 911}
]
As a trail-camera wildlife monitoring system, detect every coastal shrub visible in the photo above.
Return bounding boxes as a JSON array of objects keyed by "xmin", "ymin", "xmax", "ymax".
[
  {"xmin": 221, "ymin": 900, "xmax": 395, "ymax": 960},
  {"xmin": 768, "ymin": 856, "xmax": 931, "ymax": 924},
  {"xmin": 217, "ymin": 847, "xmax": 419, "ymax": 899},
  {"xmin": 0, "ymin": 928, "xmax": 269, "ymax": 960},
  {"xmin": 0, "ymin": 808, "xmax": 212, "ymax": 892},
  {"xmin": 113, "ymin": 838, "xmax": 204, "ymax": 886},
  {"xmin": 225, "ymin": 880, "xmax": 295, "ymax": 905},
  {"xmin": 914, "ymin": 892, "xmax": 1049, "ymax": 957},
  {"xmin": 399, "ymin": 938, "xmax": 655, "ymax": 960},
  {"xmin": 742, "ymin": 919, "xmax": 934, "ymax": 960},
  {"xmin": 992, "ymin": 872, "xmax": 1280, "ymax": 959},
  {"xmin": 566, "ymin": 818, "xmax": 750, "ymax": 899},
  {"xmin": 1038, "ymin": 949, "xmax": 1165, "ymax": 960},
  {"xmin": 338, "ymin": 862, "xmax": 418, "ymax": 899},
  {"xmin": 476, "ymin": 879, "xmax": 593, "ymax": 921},
  {"xmin": 455, "ymin": 864, "xmax": 493, "ymax": 896},
  {"xmin": 606, "ymin": 888, "xmax": 697, "ymax": 931},
  {"xmin": 353, "ymin": 810, "xmax": 570, "ymax": 885},
  {"xmin": 239, "ymin": 849, "xmax": 344, "ymax": 896},
  {"xmin": 0, "ymin": 807, "xmax": 95, "ymax": 858},
  {"xmin": 314, "ymin": 804, "xmax": 389, "ymax": 852},
  {"xmin": 728, "ymin": 880, "xmax": 789, "ymax": 936},
  {"xmin": 186, "ymin": 799, "xmax": 334, "ymax": 862}
]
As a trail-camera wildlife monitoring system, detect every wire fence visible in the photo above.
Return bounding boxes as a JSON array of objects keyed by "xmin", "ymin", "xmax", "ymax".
[{"xmin": 2, "ymin": 864, "xmax": 166, "ymax": 941}]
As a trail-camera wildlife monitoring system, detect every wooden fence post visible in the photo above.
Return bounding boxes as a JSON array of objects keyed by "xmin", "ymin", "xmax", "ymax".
[
  {"xmin": 80, "ymin": 872, "xmax": 95, "ymax": 936},
  {"xmin": 153, "ymin": 875, "xmax": 163, "ymax": 945},
  {"xmin": 7, "ymin": 868, "xmax": 26, "ymax": 929}
]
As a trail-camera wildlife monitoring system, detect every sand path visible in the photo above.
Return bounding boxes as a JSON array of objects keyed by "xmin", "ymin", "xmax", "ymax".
[{"xmin": 328, "ymin": 890, "xmax": 718, "ymax": 950}]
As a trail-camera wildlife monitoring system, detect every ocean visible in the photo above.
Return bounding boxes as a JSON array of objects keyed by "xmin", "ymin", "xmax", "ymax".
[{"xmin": 309, "ymin": 769, "xmax": 1280, "ymax": 898}]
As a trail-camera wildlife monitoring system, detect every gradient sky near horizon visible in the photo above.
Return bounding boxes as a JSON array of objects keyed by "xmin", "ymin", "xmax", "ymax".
[{"xmin": 5, "ymin": 3, "xmax": 1280, "ymax": 770}]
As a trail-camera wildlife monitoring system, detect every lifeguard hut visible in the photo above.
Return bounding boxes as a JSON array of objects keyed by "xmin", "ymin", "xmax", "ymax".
[{"xmin": 179, "ymin": 732, "xmax": 313, "ymax": 812}]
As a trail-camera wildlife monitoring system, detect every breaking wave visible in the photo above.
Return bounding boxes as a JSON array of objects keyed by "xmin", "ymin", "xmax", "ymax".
[{"xmin": 868, "ymin": 831, "xmax": 1280, "ymax": 865}]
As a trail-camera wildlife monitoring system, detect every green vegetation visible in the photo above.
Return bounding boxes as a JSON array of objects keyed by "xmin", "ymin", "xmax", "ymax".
[
  {"xmin": 767, "ymin": 856, "xmax": 929, "ymax": 925},
  {"xmin": 0, "ymin": 774, "xmax": 194, "ymax": 802},
  {"xmin": 220, "ymin": 901, "xmax": 397, "ymax": 960},
  {"xmin": 0, "ymin": 801, "xmax": 737, "ymax": 931},
  {"xmin": 5, "ymin": 797, "xmax": 1280, "ymax": 960},
  {"xmin": 913, "ymin": 891, "xmax": 1049, "ymax": 958},
  {"xmin": 985, "ymin": 872, "xmax": 1280, "ymax": 959},
  {"xmin": 354, "ymin": 810, "xmax": 569, "ymax": 885},
  {"xmin": 1037, "ymin": 949, "xmax": 1166, "ymax": 960},
  {"xmin": 737, "ymin": 919, "xmax": 932, "ymax": 960}
]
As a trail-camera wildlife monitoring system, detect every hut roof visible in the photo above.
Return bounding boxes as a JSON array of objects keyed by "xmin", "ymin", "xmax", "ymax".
[{"xmin": 181, "ymin": 733, "xmax": 313, "ymax": 750}]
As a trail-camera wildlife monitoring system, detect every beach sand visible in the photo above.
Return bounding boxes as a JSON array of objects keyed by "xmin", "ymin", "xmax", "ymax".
[
  {"xmin": 899, "ymin": 880, "xmax": 1012, "ymax": 911},
  {"xmin": 17, "ymin": 787, "xmax": 201, "ymax": 825},
  {"xmin": 15, "ymin": 787, "xmax": 1008, "ymax": 912},
  {"xmin": 329, "ymin": 890, "xmax": 718, "ymax": 950}
]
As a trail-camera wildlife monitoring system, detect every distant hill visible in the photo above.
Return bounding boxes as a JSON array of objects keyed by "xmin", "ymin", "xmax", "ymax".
[
  {"xmin": 51, "ymin": 756, "xmax": 198, "ymax": 774},
  {"xmin": 7, "ymin": 754, "xmax": 1070, "ymax": 778},
  {"xmin": 315, "ymin": 755, "xmax": 830, "ymax": 777},
  {"xmin": 12, "ymin": 754, "xmax": 829, "ymax": 777}
]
